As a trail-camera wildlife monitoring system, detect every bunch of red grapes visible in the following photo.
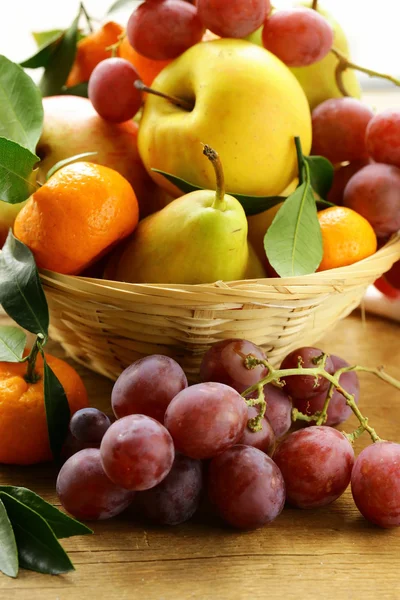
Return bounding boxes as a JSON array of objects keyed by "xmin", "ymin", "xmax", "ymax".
[{"xmin": 57, "ymin": 340, "xmax": 400, "ymax": 530}]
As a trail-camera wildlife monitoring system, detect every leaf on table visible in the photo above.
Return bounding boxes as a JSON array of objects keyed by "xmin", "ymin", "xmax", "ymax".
[
  {"xmin": 46, "ymin": 152, "xmax": 97, "ymax": 181},
  {"xmin": 20, "ymin": 31, "xmax": 65, "ymax": 69},
  {"xmin": 43, "ymin": 358, "xmax": 71, "ymax": 461},
  {"xmin": 0, "ymin": 326, "xmax": 26, "ymax": 362},
  {"xmin": 304, "ymin": 155, "xmax": 334, "ymax": 199},
  {"xmin": 153, "ymin": 169, "xmax": 285, "ymax": 216},
  {"xmin": 0, "ymin": 232, "xmax": 49, "ymax": 337},
  {"xmin": 0, "ymin": 55, "xmax": 43, "ymax": 153},
  {"xmin": 0, "ymin": 498, "xmax": 18, "ymax": 579},
  {"xmin": 0, "ymin": 137, "xmax": 38, "ymax": 204},
  {"xmin": 0, "ymin": 493, "xmax": 74, "ymax": 575},
  {"xmin": 39, "ymin": 11, "xmax": 80, "ymax": 97},
  {"xmin": 264, "ymin": 181, "xmax": 323, "ymax": 277},
  {"xmin": 106, "ymin": 0, "xmax": 136, "ymax": 14},
  {"xmin": 0, "ymin": 487, "xmax": 92, "ymax": 539}
]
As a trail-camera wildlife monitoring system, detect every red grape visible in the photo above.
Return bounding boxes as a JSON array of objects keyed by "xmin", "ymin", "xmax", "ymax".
[
  {"xmin": 280, "ymin": 347, "xmax": 335, "ymax": 400},
  {"xmin": 273, "ymin": 426, "xmax": 354, "ymax": 509},
  {"xmin": 311, "ymin": 98, "xmax": 374, "ymax": 164},
  {"xmin": 127, "ymin": 0, "xmax": 205, "ymax": 60},
  {"xmin": 351, "ymin": 442, "xmax": 400, "ymax": 528},
  {"xmin": 292, "ymin": 355, "xmax": 359, "ymax": 427},
  {"xmin": 88, "ymin": 58, "xmax": 142, "ymax": 123},
  {"xmin": 262, "ymin": 8, "xmax": 333, "ymax": 67},
  {"xmin": 208, "ymin": 445, "xmax": 285, "ymax": 529},
  {"xmin": 327, "ymin": 160, "xmax": 370, "ymax": 206},
  {"xmin": 264, "ymin": 383, "xmax": 292, "ymax": 438},
  {"xmin": 100, "ymin": 415, "xmax": 174, "ymax": 490},
  {"xmin": 134, "ymin": 453, "xmax": 203, "ymax": 525},
  {"xmin": 112, "ymin": 355, "xmax": 187, "ymax": 422},
  {"xmin": 60, "ymin": 432, "xmax": 99, "ymax": 462},
  {"xmin": 200, "ymin": 338, "xmax": 268, "ymax": 394},
  {"xmin": 343, "ymin": 163, "xmax": 400, "ymax": 238},
  {"xmin": 197, "ymin": 0, "xmax": 269, "ymax": 39},
  {"xmin": 365, "ymin": 109, "xmax": 400, "ymax": 168},
  {"xmin": 69, "ymin": 408, "xmax": 111, "ymax": 443},
  {"xmin": 375, "ymin": 260, "xmax": 400, "ymax": 299},
  {"xmin": 56, "ymin": 448, "xmax": 135, "ymax": 520},
  {"xmin": 164, "ymin": 382, "xmax": 247, "ymax": 459},
  {"xmin": 239, "ymin": 406, "xmax": 275, "ymax": 456}
]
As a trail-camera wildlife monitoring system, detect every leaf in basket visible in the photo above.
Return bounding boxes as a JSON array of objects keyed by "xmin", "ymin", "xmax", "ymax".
[
  {"xmin": 0, "ymin": 231, "xmax": 49, "ymax": 337},
  {"xmin": 0, "ymin": 326, "xmax": 26, "ymax": 363},
  {"xmin": 304, "ymin": 155, "xmax": 334, "ymax": 199},
  {"xmin": 0, "ymin": 55, "xmax": 43, "ymax": 153},
  {"xmin": 152, "ymin": 169, "xmax": 285, "ymax": 216},
  {"xmin": 0, "ymin": 138, "xmax": 38, "ymax": 204},
  {"xmin": 0, "ymin": 497, "xmax": 18, "ymax": 578},
  {"xmin": 46, "ymin": 152, "xmax": 98, "ymax": 180},
  {"xmin": 42, "ymin": 357, "xmax": 71, "ymax": 460},
  {"xmin": 20, "ymin": 30, "xmax": 64, "ymax": 69}
]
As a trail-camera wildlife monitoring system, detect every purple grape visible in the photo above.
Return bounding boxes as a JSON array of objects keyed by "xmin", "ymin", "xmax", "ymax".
[
  {"xmin": 69, "ymin": 408, "xmax": 111, "ymax": 443},
  {"xmin": 264, "ymin": 383, "xmax": 292, "ymax": 438},
  {"xmin": 280, "ymin": 347, "xmax": 335, "ymax": 400}
]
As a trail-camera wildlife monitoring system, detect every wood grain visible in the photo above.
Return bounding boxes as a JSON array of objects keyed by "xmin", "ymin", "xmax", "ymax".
[{"xmin": 0, "ymin": 313, "xmax": 400, "ymax": 599}]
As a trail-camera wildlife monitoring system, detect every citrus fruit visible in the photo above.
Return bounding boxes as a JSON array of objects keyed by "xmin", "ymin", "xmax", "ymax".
[
  {"xmin": 118, "ymin": 35, "xmax": 172, "ymax": 87},
  {"xmin": 0, "ymin": 353, "xmax": 88, "ymax": 465},
  {"xmin": 317, "ymin": 206, "xmax": 377, "ymax": 271},
  {"xmin": 14, "ymin": 162, "xmax": 139, "ymax": 275}
]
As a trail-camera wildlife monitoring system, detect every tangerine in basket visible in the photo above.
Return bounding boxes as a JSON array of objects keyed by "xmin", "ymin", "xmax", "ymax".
[
  {"xmin": 66, "ymin": 21, "xmax": 124, "ymax": 88},
  {"xmin": 14, "ymin": 162, "xmax": 139, "ymax": 275},
  {"xmin": 118, "ymin": 35, "xmax": 172, "ymax": 87},
  {"xmin": 0, "ymin": 353, "xmax": 88, "ymax": 465},
  {"xmin": 317, "ymin": 206, "xmax": 377, "ymax": 271}
]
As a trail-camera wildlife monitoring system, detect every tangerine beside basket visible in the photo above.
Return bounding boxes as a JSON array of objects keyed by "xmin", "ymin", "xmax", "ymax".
[{"xmin": 40, "ymin": 234, "xmax": 400, "ymax": 382}]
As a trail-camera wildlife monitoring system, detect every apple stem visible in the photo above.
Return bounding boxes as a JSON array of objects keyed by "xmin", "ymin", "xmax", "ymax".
[
  {"xmin": 311, "ymin": 0, "xmax": 318, "ymax": 10},
  {"xmin": 134, "ymin": 80, "xmax": 194, "ymax": 112},
  {"xmin": 202, "ymin": 145, "xmax": 226, "ymax": 211}
]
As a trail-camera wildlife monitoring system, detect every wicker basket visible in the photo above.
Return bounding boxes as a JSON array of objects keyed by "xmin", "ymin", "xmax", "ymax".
[{"xmin": 40, "ymin": 234, "xmax": 400, "ymax": 382}]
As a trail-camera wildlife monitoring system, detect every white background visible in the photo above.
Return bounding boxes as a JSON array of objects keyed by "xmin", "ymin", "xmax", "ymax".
[{"xmin": 0, "ymin": 0, "xmax": 399, "ymax": 90}]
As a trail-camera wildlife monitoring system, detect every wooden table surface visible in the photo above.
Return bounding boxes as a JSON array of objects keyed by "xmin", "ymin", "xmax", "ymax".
[{"xmin": 0, "ymin": 312, "xmax": 400, "ymax": 600}]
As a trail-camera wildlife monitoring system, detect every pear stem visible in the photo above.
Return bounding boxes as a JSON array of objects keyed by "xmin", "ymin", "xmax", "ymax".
[
  {"xmin": 134, "ymin": 80, "xmax": 194, "ymax": 111},
  {"xmin": 331, "ymin": 47, "xmax": 400, "ymax": 97},
  {"xmin": 202, "ymin": 145, "xmax": 226, "ymax": 211}
]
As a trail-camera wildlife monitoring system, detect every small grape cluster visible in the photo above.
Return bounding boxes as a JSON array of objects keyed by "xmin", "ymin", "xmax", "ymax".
[{"xmin": 57, "ymin": 340, "xmax": 400, "ymax": 530}]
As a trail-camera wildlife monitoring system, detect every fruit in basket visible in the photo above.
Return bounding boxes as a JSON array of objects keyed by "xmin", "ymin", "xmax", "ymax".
[
  {"xmin": 317, "ymin": 206, "xmax": 377, "ymax": 271},
  {"xmin": 14, "ymin": 162, "xmax": 139, "ymax": 275},
  {"xmin": 138, "ymin": 38, "xmax": 312, "ymax": 197},
  {"xmin": 311, "ymin": 98, "xmax": 374, "ymax": 163},
  {"xmin": 375, "ymin": 260, "xmax": 400, "ymax": 299},
  {"xmin": 66, "ymin": 21, "xmax": 124, "ymax": 88},
  {"xmin": 365, "ymin": 108, "xmax": 400, "ymax": 168},
  {"xmin": 197, "ymin": 0, "xmax": 270, "ymax": 38},
  {"xmin": 118, "ymin": 35, "xmax": 172, "ymax": 86},
  {"xmin": 127, "ymin": 0, "xmax": 205, "ymax": 60},
  {"xmin": 208, "ymin": 445, "xmax": 285, "ymax": 529},
  {"xmin": 37, "ymin": 96, "xmax": 162, "ymax": 218},
  {"xmin": 0, "ymin": 353, "xmax": 88, "ymax": 465},
  {"xmin": 343, "ymin": 163, "xmax": 400, "ymax": 239},
  {"xmin": 100, "ymin": 414, "xmax": 175, "ymax": 490},
  {"xmin": 262, "ymin": 7, "xmax": 334, "ymax": 67},
  {"xmin": 112, "ymin": 355, "xmax": 188, "ymax": 422},
  {"xmin": 164, "ymin": 382, "xmax": 248, "ymax": 459},
  {"xmin": 351, "ymin": 442, "xmax": 400, "ymax": 528},
  {"xmin": 107, "ymin": 146, "xmax": 263, "ymax": 284},
  {"xmin": 327, "ymin": 160, "xmax": 370, "ymax": 206},
  {"xmin": 57, "ymin": 448, "xmax": 135, "ymax": 520},
  {"xmin": 273, "ymin": 427, "xmax": 355, "ymax": 509},
  {"xmin": 88, "ymin": 58, "xmax": 143, "ymax": 123}
]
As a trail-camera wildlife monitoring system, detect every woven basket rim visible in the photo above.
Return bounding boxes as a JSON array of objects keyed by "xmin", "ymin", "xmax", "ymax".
[{"xmin": 40, "ymin": 233, "xmax": 400, "ymax": 294}]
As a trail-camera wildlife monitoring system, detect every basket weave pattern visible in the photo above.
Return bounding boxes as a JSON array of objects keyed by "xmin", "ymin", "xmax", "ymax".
[{"xmin": 41, "ymin": 235, "xmax": 400, "ymax": 382}]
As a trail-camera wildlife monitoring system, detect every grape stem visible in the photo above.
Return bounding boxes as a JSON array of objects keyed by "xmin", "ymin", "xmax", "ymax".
[
  {"xmin": 105, "ymin": 32, "xmax": 126, "ymax": 58},
  {"xmin": 240, "ymin": 354, "xmax": 400, "ymax": 443},
  {"xmin": 134, "ymin": 80, "xmax": 194, "ymax": 111},
  {"xmin": 331, "ymin": 46, "xmax": 400, "ymax": 97},
  {"xmin": 244, "ymin": 384, "xmax": 266, "ymax": 432},
  {"xmin": 202, "ymin": 145, "xmax": 226, "ymax": 211}
]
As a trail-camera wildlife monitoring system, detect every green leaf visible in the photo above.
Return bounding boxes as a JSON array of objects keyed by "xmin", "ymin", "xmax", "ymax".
[
  {"xmin": 304, "ymin": 155, "xmax": 334, "ymax": 199},
  {"xmin": 0, "ymin": 137, "xmax": 38, "ymax": 204},
  {"xmin": 0, "ymin": 55, "xmax": 43, "ymax": 153},
  {"xmin": 20, "ymin": 31, "xmax": 64, "ymax": 69},
  {"xmin": 0, "ymin": 231, "xmax": 49, "ymax": 336},
  {"xmin": 0, "ymin": 487, "xmax": 92, "ymax": 539},
  {"xmin": 264, "ymin": 177, "xmax": 323, "ymax": 277},
  {"xmin": 107, "ymin": 0, "xmax": 136, "ymax": 14},
  {"xmin": 153, "ymin": 169, "xmax": 285, "ymax": 216},
  {"xmin": 43, "ymin": 357, "xmax": 71, "ymax": 461},
  {"xmin": 39, "ymin": 11, "xmax": 80, "ymax": 97},
  {"xmin": 61, "ymin": 81, "xmax": 89, "ymax": 98},
  {"xmin": 46, "ymin": 152, "xmax": 98, "ymax": 181},
  {"xmin": 0, "ymin": 326, "xmax": 26, "ymax": 362},
  {"xmin": 0, "ymin": 492, "xmax": 74, "ymax": 575},
  {"xmin": 32, "ymin": 29, "xmax": 64, "ymax": 48},
  {"xmin": 0, "ymin": 498, "xmax": 18, "ymax": 578},
  {"xmin": 317, "ymin": 199, "xmax": 335, "ymax": 210}
]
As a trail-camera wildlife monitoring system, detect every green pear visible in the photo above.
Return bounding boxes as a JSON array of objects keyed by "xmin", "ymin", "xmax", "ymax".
[{"xmin": 106, "ymin": 146, "xmax": 265, "ymax": 284}]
